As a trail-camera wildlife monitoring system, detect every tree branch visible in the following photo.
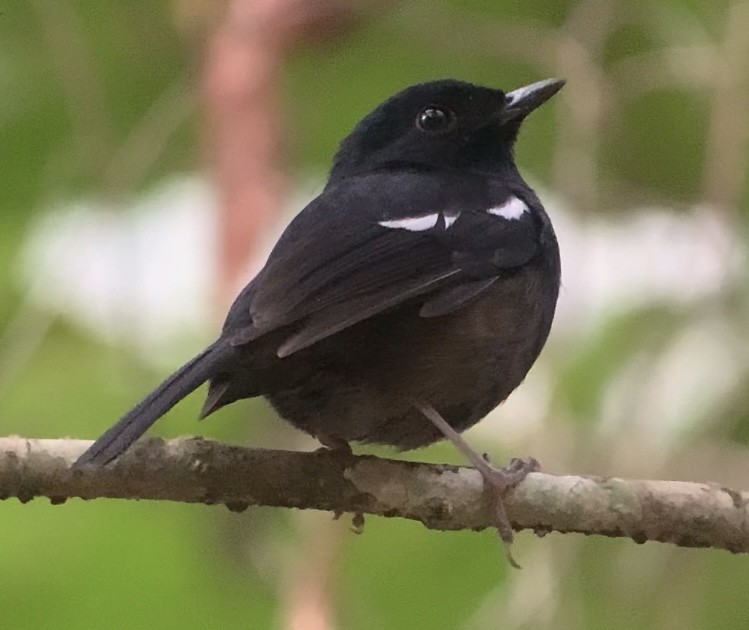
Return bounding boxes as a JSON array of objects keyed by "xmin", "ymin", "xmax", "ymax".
[{"xmin": 1, "ymin": 436, "xmax": 747, "ymax": 554}]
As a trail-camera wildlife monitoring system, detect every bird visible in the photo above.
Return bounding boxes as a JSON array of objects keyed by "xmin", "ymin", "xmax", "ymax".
[{"xmin": 74, "ymin": 77, "xmax": 563, "ymax": 552}]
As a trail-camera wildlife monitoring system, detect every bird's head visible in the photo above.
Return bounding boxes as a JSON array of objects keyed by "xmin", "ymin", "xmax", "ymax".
[{"xmin": 329, "ymin": 78, "xmax": 565, "ymax": 181}]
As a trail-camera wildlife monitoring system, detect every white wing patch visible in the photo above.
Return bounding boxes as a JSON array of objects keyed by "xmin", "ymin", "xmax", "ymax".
[
  {"xmin": 487, "ymin": 196, "xmax": 528, "ymax": 221},
  {"xmin": 443, "ymin": 213, "xmax": 460, "ymax": 228},
  {"xmin": 378, "ymin": 213, "xmax": 440, "ymax": 231}
]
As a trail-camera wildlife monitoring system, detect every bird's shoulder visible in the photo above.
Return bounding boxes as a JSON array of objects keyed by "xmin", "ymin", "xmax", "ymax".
[{"xmin": 284, "ymin": 168, "xmax": 544, "ymax": 237}]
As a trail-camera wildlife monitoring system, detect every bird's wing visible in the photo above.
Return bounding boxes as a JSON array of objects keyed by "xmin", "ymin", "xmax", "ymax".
[{"xmin": 229, "ymin": 175, "xmax": 541, "ymax": 356}]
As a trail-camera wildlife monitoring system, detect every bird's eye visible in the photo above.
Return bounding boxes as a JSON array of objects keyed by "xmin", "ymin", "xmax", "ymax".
[{"xmin": 416, "ymin": 107, "xmax": 453, "ymax": 132}]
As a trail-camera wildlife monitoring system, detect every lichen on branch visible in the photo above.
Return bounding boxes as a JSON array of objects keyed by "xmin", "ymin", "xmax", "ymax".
[{"xmin": 0, "ymin": 436, "xmax": 747, "ymax": 554}]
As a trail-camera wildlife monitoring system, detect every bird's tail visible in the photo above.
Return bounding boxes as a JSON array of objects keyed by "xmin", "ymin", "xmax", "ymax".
[{"xmin": 74, "ymin": 339, "xmax": 231, "ymax": 467}]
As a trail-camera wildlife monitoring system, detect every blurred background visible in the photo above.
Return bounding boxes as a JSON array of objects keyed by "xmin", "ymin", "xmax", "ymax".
[{"xmin": 1, "ymin": 1, "xmax": 748, "ymax": 628}]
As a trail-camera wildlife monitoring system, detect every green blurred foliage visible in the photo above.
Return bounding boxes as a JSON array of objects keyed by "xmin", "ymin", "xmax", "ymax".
[
  {"xmin": 606, "ymin": 89, "xmax": 709, "ymax": 203},
  {"xmin": 555, "ymin": 305, "xmax": 687, "ymax": 423},
  {"xmin": 1, "ymin": 1, "xmax": 748, "ymax": 629}
]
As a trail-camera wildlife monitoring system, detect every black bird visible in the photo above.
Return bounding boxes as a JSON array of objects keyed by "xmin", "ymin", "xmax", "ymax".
[{"xmin": 75, "ymin": 78, "xmax": 563, "ymax": 549}]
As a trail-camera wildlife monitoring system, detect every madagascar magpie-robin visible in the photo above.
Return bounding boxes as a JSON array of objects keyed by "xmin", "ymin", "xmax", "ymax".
[{"xmin": 75, "ymin": 78, "xmax": 563, "ymax": 554}]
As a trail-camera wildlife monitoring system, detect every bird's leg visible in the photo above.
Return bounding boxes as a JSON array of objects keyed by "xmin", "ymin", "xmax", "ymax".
[
  {"xmin": 413, "ymin": 400, "xmax": 538, "ymax": 568},
  {"xmin": 318, "ymin": 434, "xmax": 362, "ymax": 529},
  {"xmin": 316, "ymin": 433, "xmax": 353, "ymax": 455}
]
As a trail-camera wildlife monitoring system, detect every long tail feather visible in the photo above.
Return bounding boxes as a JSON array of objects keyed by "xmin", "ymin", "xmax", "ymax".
[{"xmin": 74, "ymin": 340, "xmax": 230, "ymax": 467}]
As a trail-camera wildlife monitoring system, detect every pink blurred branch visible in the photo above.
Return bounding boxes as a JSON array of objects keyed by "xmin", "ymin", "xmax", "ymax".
[
  {"xmin": 202, "ymin": 0, "xmax": 287, "ymax": 308},
  {"xmin": 202, "ymin": 0, "xmax": 370, "ymax": 308}
]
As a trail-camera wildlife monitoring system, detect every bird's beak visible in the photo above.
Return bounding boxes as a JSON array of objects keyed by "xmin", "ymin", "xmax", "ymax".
[{"xmin": 499, "ymin": 78, "xmax": 565, "ymax": 123}]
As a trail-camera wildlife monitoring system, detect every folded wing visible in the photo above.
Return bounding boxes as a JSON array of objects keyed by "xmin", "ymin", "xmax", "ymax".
[{"xmin": 228, "ymin": 175, "xmax": 541, "ymax": 357}]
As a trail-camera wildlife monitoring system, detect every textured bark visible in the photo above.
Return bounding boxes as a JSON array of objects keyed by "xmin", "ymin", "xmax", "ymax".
[{"xmin": 1, "ymin": 436, "xmax": 747, "ymax": 554}]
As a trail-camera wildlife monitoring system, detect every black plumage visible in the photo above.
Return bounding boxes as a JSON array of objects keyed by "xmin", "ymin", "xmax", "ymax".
[{"xmin": 75, "ymin": 78, "xmax": 563, "ymax": 478}]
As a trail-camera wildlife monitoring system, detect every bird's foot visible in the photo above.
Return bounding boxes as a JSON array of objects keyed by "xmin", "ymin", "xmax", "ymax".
[
  {"xmin": 482, "ymin": 455, "xmax": 540, "ymax": 489},
  {"xmin": 414, "ymin": 400, "xmax": 539, "ymax": 569},
  {"xmin": 477, "ymin": 456, "xmax": 539, "ymax": 568}
]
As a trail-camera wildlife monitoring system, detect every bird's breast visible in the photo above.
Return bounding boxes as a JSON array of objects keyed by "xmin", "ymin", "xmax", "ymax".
[{"xmin": 266, "ymin": 257, "xmax": 559, "ymax": 449}]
